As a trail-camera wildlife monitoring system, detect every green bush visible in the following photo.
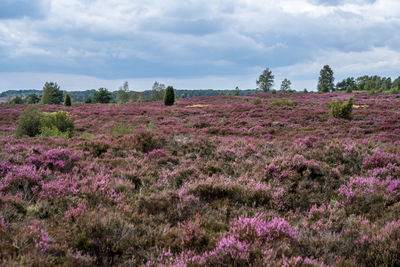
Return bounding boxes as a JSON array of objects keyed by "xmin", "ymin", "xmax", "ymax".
[
  {"xmin": 270, "ymin": 99, "xmax": 298, "ymax": 106},
  {"xmin": 15, "ymin": 107, "xmax": 75, "ymax": 138},
  {"xmin": 271, "ymin": 89, "xmax": 277, "ymax": 94},
  {"xmin": 164, "ymin": 86, "xmax": 175, "ymax": 106},
  {"xmin": 252, "ymin": 98, "xmax": 262, "ymax": 105},
  {"xmin": 110, "ymin": 123, "xmax": 133, "ymax": 136},
  {"xmin": 40, "ymin": 126, "xmax": 69, "ymax": 139},
  {"xmin": 41, "ymin": 111, "xmax": 74, "ymax": 138},
  {"xmin": 329, "ymin": 97, "xmax": 353, "ymax": 120},
  {"xmin": 64, "ymin": 93, "xmax": 72, "ymax": 106},
  {"xmin": 15, "ymin": 106, "xmax": 44, "ymax": 137}
]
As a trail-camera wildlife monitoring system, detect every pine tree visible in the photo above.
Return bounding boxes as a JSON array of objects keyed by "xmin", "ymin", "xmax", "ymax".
[
  {"xmin": 164, "ymin": 86, "xmax": 175, "ymax": 106},
  {"xmin": 41, "ymin": 82, "xmax": 63, "ymax": 104},
  {"xmin": 64, "ymin": 93, "xmax": 72, "ymax": 106},
  {"xmin": 256, "ymin": 68, "xmax": 274, "ymax": 92},
  {"xmin": 317, "ymin": 65, "xmax": 335, "ymax": 92}
]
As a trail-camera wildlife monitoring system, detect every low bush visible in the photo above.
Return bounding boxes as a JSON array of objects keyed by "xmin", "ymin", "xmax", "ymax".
[
  {"xmin": 252, "ymin": 98, "xmax": 262, "ymax": 105},
  {"xmin": 270, "ymin": 99, "xmax": 298, "ymax": 106},
  {"xmin": 329, "ymin": 97, "xmax": 353, "ymax": 120},
  {"xmin": 15, "ymin": 107, "xmax": 74, "ymax": 138},
  {"xmin": 15, "ymin": 106, "xmax": 44, "ymax": 137}
]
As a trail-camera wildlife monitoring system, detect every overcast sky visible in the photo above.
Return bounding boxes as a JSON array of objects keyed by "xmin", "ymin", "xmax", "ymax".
[{"xmin": 0, "ymin": 0, "xmax": 399, "ymax": 91}]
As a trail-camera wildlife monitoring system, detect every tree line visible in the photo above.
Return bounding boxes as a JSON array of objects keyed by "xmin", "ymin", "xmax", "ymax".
[{"xmin": 256, "ymin": 65, "xmax": 400, "ymax": 93}]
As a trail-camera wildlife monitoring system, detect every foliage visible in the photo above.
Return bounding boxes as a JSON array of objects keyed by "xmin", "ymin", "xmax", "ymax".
[
  {"xmin": 41, "ymin": 111, "xmax": 75, "ymax": 138},
  {"xmin": 84, "ymin": 97, "xmax": 92, "ymax": 104},
  {"xmin": 252, "ymin": 98, "xmax": 262, "ymax": 105},
  {"xmin": 64, "ymin": 93, "xmax": 72, "ymax": 106},
  {"xmin": 93, "ymin": 88, "xmax": 112, "ymax": 103},
  {"xmin": 41, "ymin": 82, "xmax": 63, "ymax": 104},
  {"xmin": 151, "ymin": 81, "xmax": 166, "ymax": 101},
  {"xmin": 234, "ymin": 87, "xmax": 240, "ymax": 96},
  {"xmin": 270, "ymin": 99, "xmax": 298, "ymax": 106},
  {"xmin": 256, "ymin": 68, "xmax": 274, "ymax": 92},
  {"xmin": 336, "ymin": 77, "xmax": 357, "ymax": 92},
  {"xmin": 15, "ymin": 106, "xmax": 44, "ymax": 137},
  {"xmin": 164, "ymin": 86, "xmax": 175, "ymax": 106},
  {"xmin": 116, "ymin": 81, "xmax": 130, "ymax": 104},
  {"xmin": 15, "ymin": 107, "xmax": 74, "ymax": 138},
  {"xmin": 25, "ymin": 94, "xmax": 41, "ymax": 104},
  {"xmin": 329, "ymin": 97, "xmax": 353, "ymax": 120},
  {"xmin": 317, "ymin": 65, "xmax": 335, "ymax": 92},
  {"xmin": 280, "ymin": 78, "xmax": 291, "ymax": 91}
]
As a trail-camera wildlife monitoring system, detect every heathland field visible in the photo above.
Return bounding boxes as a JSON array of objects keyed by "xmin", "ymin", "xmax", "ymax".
[{"xmin": 1, "ymin": 92, "xmax": 400, "ymax": 266}]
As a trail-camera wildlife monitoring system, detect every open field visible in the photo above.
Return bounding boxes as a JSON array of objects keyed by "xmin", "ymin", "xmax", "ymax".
[{"xmin": 0, "ymin": 92, "xmax": 400, "ymax": 266}]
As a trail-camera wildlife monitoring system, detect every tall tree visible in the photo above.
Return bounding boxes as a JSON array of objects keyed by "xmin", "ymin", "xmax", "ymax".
[
  {"xmin": 317, "ymin": 65, "xmax": 335, "ymax": 92},
  {"xmin": 256, "ymin": 68, "xmax": 274, "ymax": 92},
  {"xmin": 93, "ymin": 88, "xmax": 112, "ymax": 103},
  {"xmin": 41, "ymin": 82, "xmax": 63, "ymax": 104},
  {"xmin": 151, "ymin": 81, "xmax": 166, "ymax": 101},
  {"xmin": 116, "ymin": 81, "xmax": 130, "ymax": 103},
  {"xmin": 280, "ymin": 78, "xmax": 291, "ymax": 92}
]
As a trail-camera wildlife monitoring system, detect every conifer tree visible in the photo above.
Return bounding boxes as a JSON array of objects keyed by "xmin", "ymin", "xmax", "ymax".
[
  {"xmin": 164, "ymin": 86, "xmax": 175, "ymax": 106},
  {"xmin": 64, "ymin": 93, "xmax": 72, "ymax": 106}
]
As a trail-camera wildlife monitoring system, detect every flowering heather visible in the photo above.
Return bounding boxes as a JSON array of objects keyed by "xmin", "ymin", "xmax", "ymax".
[{"xmin": 0, "ymin": 92, "xmax": 399, "ymax": 265}]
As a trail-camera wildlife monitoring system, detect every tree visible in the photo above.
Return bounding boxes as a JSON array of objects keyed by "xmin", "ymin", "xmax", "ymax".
[
  {"xmin": 84, "ymin": 97, "xmax": 92, "ymax": 104},
  {"xmin": 317, "ymin": 65, "xmax": 335, "ymax": 92},
  {"xmin": 256, "ymin": 68, "xmax": 274, "ymax": 92},
  {"xmin": 336, "ymin": 77, "xmax": 357, "ymax": 91},
  {"xmin": 280, "ymin": 78, "xmax": 291, "ymax": 92},
  {"xmin": 129, "ymin": 91, "xmax": 139, "ymax": 102},
  {"xmin": 41, "ymin": 82, "xmax": 63, "ymax": 104},
  {"xmin": 25, "ymin": 94, "xmax": 40, "ymax": 104},
  {"xmin": 164, "ymin": 86, "xmax": 175, "ymax": 106},
  {"xmin": 64, "ymin": 93, "xmax": 72, "ymax": 106},
  {"xmin": 151, "ymin": 81, "xmax": 166, "ymax": 101},
  {"xmin": 93, "ymin": 88, "xmax": 112, "ymax": 103},
  {"xmin": 116, "ymin": 81, "xmax": 130, "ymax": 103},
  {"xmin": 234, "ymin": 86, "xmax": 240, "ymax": 96}
]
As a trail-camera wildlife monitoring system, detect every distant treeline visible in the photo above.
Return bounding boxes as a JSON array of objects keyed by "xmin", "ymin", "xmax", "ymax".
[{"xmin": 0, "ymin": 88, "xmax": 257, "ymax": 103}]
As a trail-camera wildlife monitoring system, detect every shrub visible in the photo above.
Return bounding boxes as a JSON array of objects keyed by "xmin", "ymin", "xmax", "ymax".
[
  {"xmin": 329, "ymin": 97, "xmax": 353, "ymax": 120},
  {"xmin": 40, "ymin": 126, "xmax": 69, "ymax": 139},
  {"xmin": 252, "ymin": 98, "xmax": 262, "ymax": 105},
  {"xmin": 110, "ymin": 123, "xmax": 132, "ymax": 136},
  {"xmin": 84, "ymin": 97, "xmax": 92, "ymax": 104},
  {"xmin": 64, "ymin": 93, "xmax": 72, "ymax": 106},
  {"xmin": 270, "ymin": 99, "xmax": 298, "ymax": 106},
  {"xmin": 164, "ymin": 86, "xmax": 175, "ymax": 106},
  {"xmin": 15, "ymin": 106, "xmax": 44, "ymax": 137},
  {"xmin": 41, "ymin": 111, "xmax": 74, "ymax": 138},
  {"xmin": 271, "ymin": 89, "xmax": 277, "ymax": 94},
  {"xmin": 15, "ymin": 107, "xmax": 74, "ymax": 138}
]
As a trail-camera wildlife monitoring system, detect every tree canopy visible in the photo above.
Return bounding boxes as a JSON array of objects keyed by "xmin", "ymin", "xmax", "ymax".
[
  {"xmin": 280, "ymin": 78, "xmax": 291, "ymax": 92},
  {"xmin": 93, "ymin": 88, "xmax": 112, "ymax": 103},
  {"xmin": 317, "ymin": 65, "xmax": 335, "ymax": 92},
  {"xmin": 41, "ymin": 82, "xmax": 63, "ymax": 104},
  {"xmin": 256, "ymin": 68, "xmax": 274, "ymax": 92}
]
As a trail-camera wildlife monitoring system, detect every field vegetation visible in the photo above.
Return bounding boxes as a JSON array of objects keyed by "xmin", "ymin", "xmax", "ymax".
[{"xmin": 0, "ymin": 91, "xmax": 399, "ymax": 266}]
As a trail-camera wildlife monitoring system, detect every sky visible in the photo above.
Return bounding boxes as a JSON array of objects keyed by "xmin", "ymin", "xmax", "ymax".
[{"xmin": 0, "ymin": 0, "xmax": 399, "ymax": 92}]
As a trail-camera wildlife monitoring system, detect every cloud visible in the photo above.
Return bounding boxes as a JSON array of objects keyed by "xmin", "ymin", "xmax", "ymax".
[
  {"xmin": 0, "ymin": 0, "xmax": 399, "ymax": 90},
  {"xmin": 0, "ymin": 0, "xmax": 50, "ymax": 19}
]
